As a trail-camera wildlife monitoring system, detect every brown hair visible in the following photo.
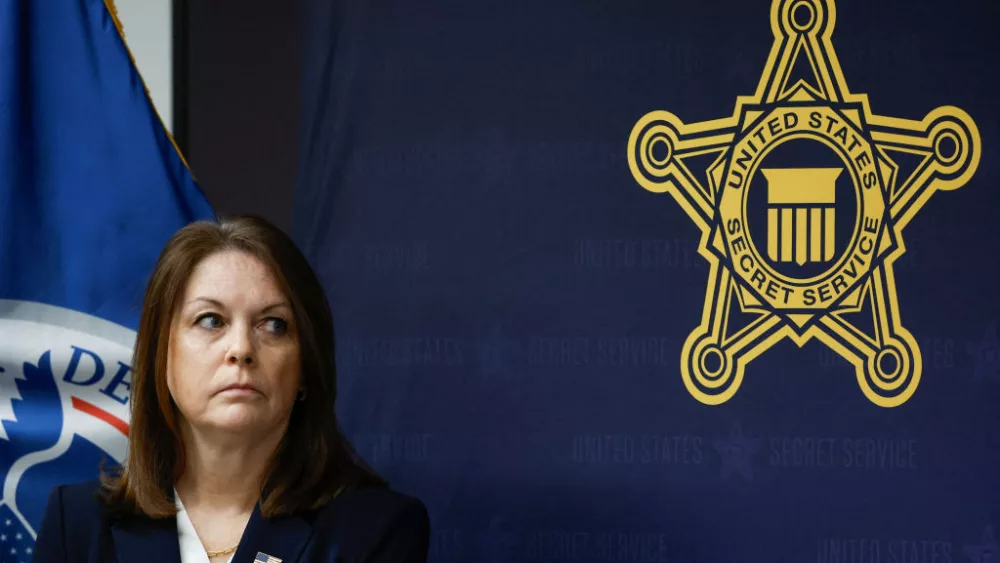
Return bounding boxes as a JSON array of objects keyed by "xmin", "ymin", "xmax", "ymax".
[{"xmin": 100, "ymin": 215, "xmax": 385, "ymax": 519}]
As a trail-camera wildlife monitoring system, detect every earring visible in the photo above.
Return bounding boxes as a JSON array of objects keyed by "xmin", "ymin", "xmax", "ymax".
[{"xmin": 297, "ymin": 388, "xmax": 307, "ymax": 402}]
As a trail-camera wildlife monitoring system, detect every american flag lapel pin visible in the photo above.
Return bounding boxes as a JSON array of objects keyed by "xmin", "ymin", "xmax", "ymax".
[{"xmin": 254, "ymin": 552, "xmax": 283, "ymax": 563}]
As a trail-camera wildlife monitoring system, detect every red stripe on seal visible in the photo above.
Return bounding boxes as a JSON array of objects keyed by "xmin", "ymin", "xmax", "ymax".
[{"xmin": 72, "ymin": 397, "xmax": 130, "ymax": 437}]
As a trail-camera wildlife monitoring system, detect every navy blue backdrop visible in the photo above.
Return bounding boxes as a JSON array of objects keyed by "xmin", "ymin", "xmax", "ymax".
[{"xmin": 294, "ymin": 0, "xmax": 999, "ymax": 561}]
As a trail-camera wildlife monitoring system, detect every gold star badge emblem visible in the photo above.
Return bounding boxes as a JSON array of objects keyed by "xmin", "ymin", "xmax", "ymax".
[{"xmin": 627, "ymin": 0, "xmax": 980, "ymax": 407}]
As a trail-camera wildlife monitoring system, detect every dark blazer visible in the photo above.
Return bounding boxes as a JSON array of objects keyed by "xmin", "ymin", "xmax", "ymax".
[{"xmin": 32, "ymin": 480, "xmax": 430, "ymax": 563}]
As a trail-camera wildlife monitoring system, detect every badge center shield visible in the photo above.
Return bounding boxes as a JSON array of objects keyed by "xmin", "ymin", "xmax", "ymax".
[{"xmin": 747, "ymin": 136, "xmax": 858, "ymax": 281}]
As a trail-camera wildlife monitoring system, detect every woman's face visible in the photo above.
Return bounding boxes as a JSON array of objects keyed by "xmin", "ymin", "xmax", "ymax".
[{"xmin": 167, "ymin": 250, "xmax": 301, "ymax": 440}]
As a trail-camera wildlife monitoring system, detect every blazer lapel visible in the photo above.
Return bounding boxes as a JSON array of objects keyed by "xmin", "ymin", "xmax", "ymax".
[
  {"xmin": 231, "ymin": 504, "xmax": 313, "ymax": 563},
  {"xmin": 111, "ymin": 516, "xmax": 182, "ymax": 563}
]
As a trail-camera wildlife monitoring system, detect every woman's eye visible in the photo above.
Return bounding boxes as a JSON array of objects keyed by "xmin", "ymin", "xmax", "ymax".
[
  {"xmin": 195, "ymin": 313, "xmax": 223, "ymax": 329},
  {"xmin": 263, "ymin": 317, "xmax": 289, "ymax": 335}
]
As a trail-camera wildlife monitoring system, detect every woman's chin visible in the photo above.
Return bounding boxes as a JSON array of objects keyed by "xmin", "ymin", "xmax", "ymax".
[{"xmin": 204, "ymin": 405, "xmax": 269, "ymax": 433}]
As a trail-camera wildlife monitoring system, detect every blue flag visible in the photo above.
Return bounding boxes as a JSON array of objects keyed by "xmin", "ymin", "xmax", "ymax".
[{"xmin": 0, "ymin": 0, "xmax": 214, "ymax": 554}]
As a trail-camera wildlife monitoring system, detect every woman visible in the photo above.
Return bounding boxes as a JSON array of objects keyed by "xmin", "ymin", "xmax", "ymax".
[{"xmin": 33, "ymin": 215, "xmax": 430, "ymax": 563}]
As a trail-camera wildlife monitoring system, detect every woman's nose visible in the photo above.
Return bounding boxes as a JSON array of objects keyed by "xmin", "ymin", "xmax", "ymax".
[{"xmin": 226, "ymin": 324, "xmax": 255, "ymax": 365}]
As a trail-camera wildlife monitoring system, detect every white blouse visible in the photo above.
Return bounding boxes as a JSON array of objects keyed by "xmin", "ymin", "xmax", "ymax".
[{"xmin": 175, "ymin": 490, "xmax": 234, "ymax": 563}]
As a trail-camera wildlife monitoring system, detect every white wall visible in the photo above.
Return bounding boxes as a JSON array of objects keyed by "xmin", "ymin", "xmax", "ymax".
[{"xmin": 113, "ymin": 0, "xmax": 174, "ymax": 133}]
